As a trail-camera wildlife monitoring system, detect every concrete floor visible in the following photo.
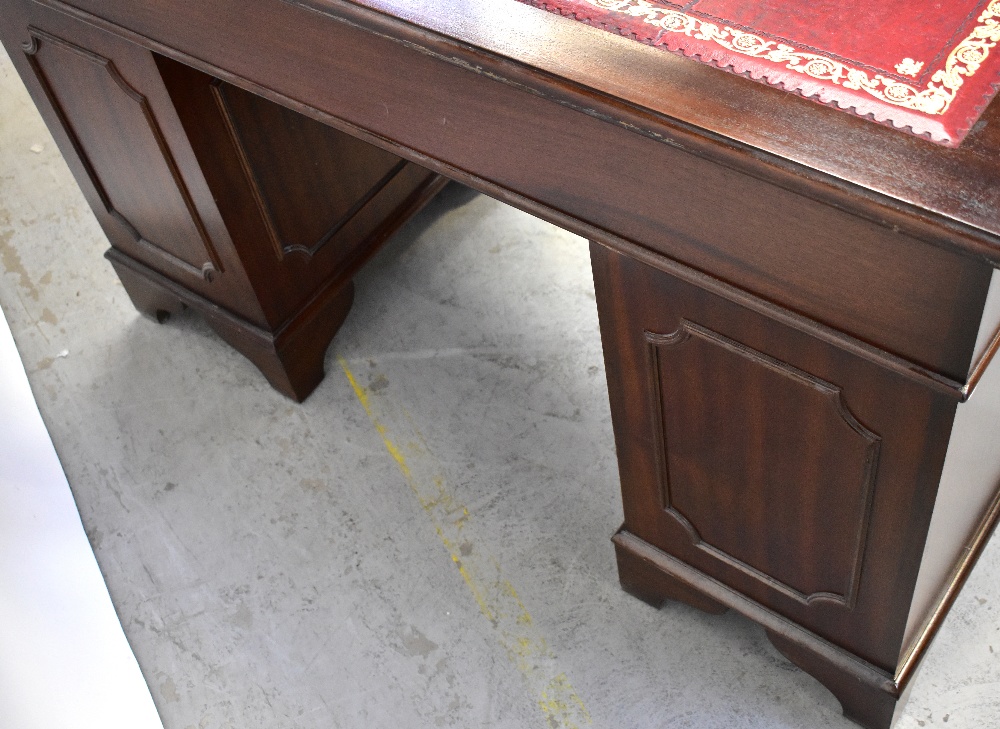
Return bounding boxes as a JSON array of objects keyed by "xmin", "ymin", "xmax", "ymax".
[{"xmin": 2, "ymin": 44, "xmax": 1000, "ymax": 729}]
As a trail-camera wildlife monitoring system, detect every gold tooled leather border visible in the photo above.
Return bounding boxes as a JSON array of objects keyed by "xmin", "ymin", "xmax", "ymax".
[{"xmin": 584, "ymin": 0, "xmax": 1000, "ymax": 115}]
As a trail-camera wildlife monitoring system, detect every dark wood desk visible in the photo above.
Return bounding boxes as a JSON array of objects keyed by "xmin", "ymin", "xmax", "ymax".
[{"xmin": 2, "ymin": 1, "xmax": 999, "ymax": 727}]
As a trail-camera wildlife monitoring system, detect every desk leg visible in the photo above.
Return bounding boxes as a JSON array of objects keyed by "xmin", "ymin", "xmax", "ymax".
[
  {"xmin": 613, "ymin": 529, "xmax": 727, "ymax": 614},
  {"xmin": 105, "ymin": 250, "xmax": 356, "ymax": 401},
  {"xmin": 765, "ymin": 629, "xmax": 902, "ymax": 729}
]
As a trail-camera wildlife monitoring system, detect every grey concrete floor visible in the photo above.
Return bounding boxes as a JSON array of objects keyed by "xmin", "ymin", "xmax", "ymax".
[{"xmin": 2, "ymin": 45, "xmax": 1000, "ymax": 729}]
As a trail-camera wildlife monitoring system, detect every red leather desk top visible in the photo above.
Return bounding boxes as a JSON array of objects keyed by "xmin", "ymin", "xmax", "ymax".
[{"xmin": 520, "ymin": 0, "xmax": 1000, "ymax": 146}]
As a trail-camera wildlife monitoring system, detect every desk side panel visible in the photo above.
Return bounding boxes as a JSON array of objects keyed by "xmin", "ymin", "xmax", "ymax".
[
  {"xmin": 154, "ymin": 56, "xmax": 444, "ymax": 329},
  {"xmin": 902, "ymin": 337, "xmax": 1000, "ymax": 658}
]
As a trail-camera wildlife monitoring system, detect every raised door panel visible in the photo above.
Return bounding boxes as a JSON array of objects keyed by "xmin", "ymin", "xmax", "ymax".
[
  {"xmin": 648, "ymin": 320, "xmax": 881, "ymax": 608},
  {"xmin": 23, "ymin": 28, "xmax": 223, "ymax": 281}
]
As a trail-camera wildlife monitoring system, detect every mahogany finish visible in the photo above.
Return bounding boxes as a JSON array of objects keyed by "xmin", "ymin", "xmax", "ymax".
[{"xmin": 2, "ymin": 0, "xmax": 999, "ymax": 727}]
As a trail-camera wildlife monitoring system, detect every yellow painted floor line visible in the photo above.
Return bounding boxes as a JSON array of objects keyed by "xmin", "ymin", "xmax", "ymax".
[{"xmin": 339, "ymin": 357, "xmax": 593, "ymax": 729}]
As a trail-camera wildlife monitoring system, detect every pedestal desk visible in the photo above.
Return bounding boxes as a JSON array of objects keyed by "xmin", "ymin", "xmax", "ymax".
[{"xmin": 2, "ymin": 1, "xmax": 1000, "ymax": 727}]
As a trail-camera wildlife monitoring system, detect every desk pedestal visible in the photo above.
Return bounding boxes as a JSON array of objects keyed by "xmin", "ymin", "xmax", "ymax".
[
  {"xmin": 2, "ymin": 1, "xmax": 445, "ymax": 400},
  {"xmin": 592, "ymin": 241, "xmax": 1000, "ymax": 728}
]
